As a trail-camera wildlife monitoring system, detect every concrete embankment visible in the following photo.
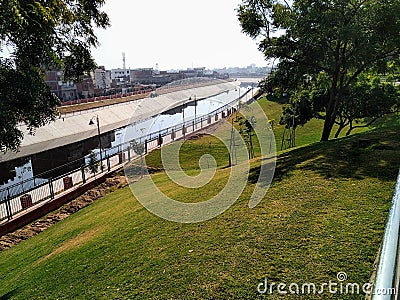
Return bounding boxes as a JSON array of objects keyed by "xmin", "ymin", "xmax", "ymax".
[{"xmin": 0, "ymin": 80, "xmax": 239, "ymax": 162}]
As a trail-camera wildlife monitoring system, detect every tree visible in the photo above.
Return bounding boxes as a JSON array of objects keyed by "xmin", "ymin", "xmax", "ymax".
[
  {"xmin": 334, "ymin": 74, "xmax": 400, "ymax": 137},
  {"xmin": 279, "ymin": 90, "xmax": 314, "ymax": 148},
  {"xmin": 238, "ymin": 0, "xmax": 400, "ymax": 141},
  {"xmin": 130, "ymin": 139, "xmax": 145, "ymax": 178},
  {"xmin": 86, "ymin": 150, "xmax": 100, "ymax": 176},
  {"xmin": 276, "ymin": 69, "xmax": 400, "ymax": 140},
  {"xmin": 0, "ymin": 0, "xmax": 109, "ymax": 152},
  {"xmin": 237, "ymin": 115, "xmax": 257, "ymax": 159}
]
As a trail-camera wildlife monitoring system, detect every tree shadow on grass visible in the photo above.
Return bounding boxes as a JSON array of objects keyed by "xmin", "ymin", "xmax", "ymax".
[
  {"xmin": 249, "ymin": 127, "xmax": 400, "ymax": 184},
  {"xmin": 368, "ymin": 113, "xmax": 400, "ymax": 130},
  {"xmin": 0, "ymin": 288, "xmax": 20, "ymax": 300},
  {"xmin": 265, "ymin": 94, "xmax": 289, "ymax": 105}
]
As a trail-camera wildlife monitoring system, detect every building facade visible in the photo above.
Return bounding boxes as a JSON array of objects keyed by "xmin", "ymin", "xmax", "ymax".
[{"xmin": 45, "ymin": 70, "xmax": 95, "ymax": 101}]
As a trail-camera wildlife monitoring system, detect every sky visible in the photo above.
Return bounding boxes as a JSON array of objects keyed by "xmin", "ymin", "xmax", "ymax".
[{"xmin": 91, "ymin": 0, "xmax": 267, "ymax": 71}]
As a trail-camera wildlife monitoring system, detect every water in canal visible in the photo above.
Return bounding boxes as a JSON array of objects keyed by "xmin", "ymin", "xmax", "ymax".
[{"xmin": 0, "ymin": 84, "xmax": 256, "ymax": 192}]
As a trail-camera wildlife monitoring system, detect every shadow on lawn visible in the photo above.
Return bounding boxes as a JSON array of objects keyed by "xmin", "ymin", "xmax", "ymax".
[
  {"xmin": 0, "ymin": 288, "xmax": 20, "ymax": 300},
  {"xmin": 249, "ymin": 126, "xmax": 400, "ymax": 184}
]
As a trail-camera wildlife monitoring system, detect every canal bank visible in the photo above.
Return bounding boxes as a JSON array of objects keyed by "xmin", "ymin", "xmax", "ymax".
[
  {"xmin": 0, "ymin": 79, "xmax": 240, "ymax": 163},
  {"xmin": 0, "ymin": 86, "xmax": 258, "ymax": 229}
]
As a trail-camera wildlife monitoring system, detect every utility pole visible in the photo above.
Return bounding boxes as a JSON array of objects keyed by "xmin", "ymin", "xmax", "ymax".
[
  {"xmin": 89, "ymin": 115, "xmax": 104, "ymax": 172},
  {"xmin": 182, "ymin": 103, "xmax": 186, "ymax": 140},
  {"xmin": 229, "ymin": 118, "xmax": 237, "ymax": 166}
]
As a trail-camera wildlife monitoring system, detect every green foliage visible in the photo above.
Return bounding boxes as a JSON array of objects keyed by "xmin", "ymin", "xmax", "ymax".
[
  {"xmin": 279, "ymin": 91, "xmax": 315, "ymax": 129},
  {"xmin": 0, "ymin": 0, "xmax": 110, "ymax": 152},
  {"xmin": 279, "ymin": 69, "xmax": 400, "ymax": 138},
  {"xmin": 236, "ymin": 115, "xmax": 257, "ymax": 158},
  {"xmin": 335, "ymin": 74, "xmax": 400, "ymax": 136},
  {"xmin": 86, "ymin": 150, "xmax": 100, "ymax": 175},
  {"xmin": 130, "ymin": 140, "xmax": 145, "ymax": 156},
  {"xmin": 238, "ymin": 0, "xmax": 400, "ymax": 141}
]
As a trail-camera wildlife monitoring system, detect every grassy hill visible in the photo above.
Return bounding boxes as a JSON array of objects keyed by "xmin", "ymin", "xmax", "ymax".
[
  {"xmin": 0, "ymin": 98, "xmax": 399, "ymax": 299},
  {"xmin": 258, "ymin": 95, "xmax": 373, "ymax": 150}
]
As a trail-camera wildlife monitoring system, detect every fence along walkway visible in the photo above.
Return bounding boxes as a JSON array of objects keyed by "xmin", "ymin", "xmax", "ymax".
[{"xmin": 0, "ymin": 89, "xmax": 252, "ymax": 224}]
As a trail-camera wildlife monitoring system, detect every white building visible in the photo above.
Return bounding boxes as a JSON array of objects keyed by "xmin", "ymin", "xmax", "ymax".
[{"xmin": 110, "ymin": 68, "xmax": 130, "ymax": 81}]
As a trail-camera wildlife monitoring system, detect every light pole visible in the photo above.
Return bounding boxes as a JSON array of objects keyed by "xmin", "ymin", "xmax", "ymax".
[
  {"xmin": 236, "ymin": 88, "xmax": 241, "ymax": 121},
  {"xmin": 182, "ymin": 102, "xmax": 187, "ymax": 140},
  {"xmin": 89, "ymin": 115, "xmax": 104, "ymax": 172},
  {"xmin": 194, "ymin": 95, "xmax": 197, "ymax": 129},
  {"xmin": 158, "ymin": 119, "xmax": 164, "ymax": 147}
]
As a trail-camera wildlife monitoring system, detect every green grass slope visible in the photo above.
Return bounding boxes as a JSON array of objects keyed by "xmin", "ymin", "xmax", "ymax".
[
  {"xmin": 1, "ymin": 96, "xmax": 400, "ymax": 299},
  {"xmin": 0, "ymin": 118, "xmax": 399, "ymax": 299},
  {"xmin": 257, "ymin": 95, "xmax": 374, "ymax": 150}
]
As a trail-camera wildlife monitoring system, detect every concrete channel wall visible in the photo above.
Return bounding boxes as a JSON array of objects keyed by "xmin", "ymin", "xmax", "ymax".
[{"xmin": 0, "ymin": 80, "xmax": 240, "ymax": 163}]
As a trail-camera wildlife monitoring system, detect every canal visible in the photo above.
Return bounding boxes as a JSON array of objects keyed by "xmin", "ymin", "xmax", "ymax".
[{"xmin": 0, "ymin": 83, "xmax": 256, "ymax": 194}]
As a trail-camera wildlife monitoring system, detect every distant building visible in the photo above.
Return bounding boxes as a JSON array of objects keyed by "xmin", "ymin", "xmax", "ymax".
[
  {"xmin": 76, "ymin": 75, "xmax": 95, "ymax": 99},
  {"xmin": 111, "ymin": 68, "xmax": 130, "ymax": 82},
  {"xmin": 130, "ymin": 68, "xmax": 185, "ymax": 85},
  {"xmin": 130, "ymin": 68, "xmax": 154, "ymax": 84},
  {"xmin": 44, "ymin": 63, "xmax": 232, "ymax": 102},
  {"xmin": 213, "ymin": 65, "xmax": 270, "ymax": 78},
  {"xmin": 45, "ymin": 70, "xmax": 78, "ymax": 101},
  {"xmin": 45, "ymin": 70, "xmax": 95, "ymax": 101},
  {"xmin": 180, "ymin": 67, "xmax": 205, "ymax": 78},
  {"xmin": 94, "ymin": 66, "xmax": 111, "ymax": 90}
]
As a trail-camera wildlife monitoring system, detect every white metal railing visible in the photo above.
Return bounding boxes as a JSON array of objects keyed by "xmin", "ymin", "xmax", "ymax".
[{"xmin": 372, "ymin": 170, "xmax": 400, "ymax": 299}]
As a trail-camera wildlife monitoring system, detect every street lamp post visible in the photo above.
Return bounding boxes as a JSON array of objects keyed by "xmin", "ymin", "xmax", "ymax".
[
  {"xmin": 182, "ymin": 102, "xmax": 186, "ymax": 140},
  {"xmin": 89, "ymin": 115, "xmax": 104, "ymax": 172},
  {"xmin": 236, "ymin": 88, "xmax": 241, "ymax": 121},
  {"xmin": 194, "ymin": 95, "xmax": 197, "ymax": 129}
]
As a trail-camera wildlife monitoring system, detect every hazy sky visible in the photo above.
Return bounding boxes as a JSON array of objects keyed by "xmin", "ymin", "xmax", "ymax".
[{"xmin": 91, "ymin": 0, "xmax": 267, "ymax": 70}]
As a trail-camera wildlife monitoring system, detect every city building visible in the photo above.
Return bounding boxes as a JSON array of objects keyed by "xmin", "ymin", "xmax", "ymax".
[
  {"xmin": 45, "ymin": 70, "xmax": 95, "ymax": 101},
  {"xmin": 111, "ymin": 68, "xmax": 130, "ymax": 82},
  {"xmin": 130, "ymin": 68, "xmax": 154, "ymax": 84},
  {"xmin": 94, "ymin": 66, "xmax": 111, "ymax": 90},
  {"xmin": 45, "ymin": 70, "xmax": 78, "ymax": 101},
  {"xmin": 130, "ymin": 68, "xmax": 185, "ymax": 86},
  {"xmin": 76, "ymin": 75, "xmax": 95, "ymax": 99},
  {"xmin": 180, "ymin": 67, "xmax": 205, "ymax": 78},
  {"xmin": 44, "ymin": 62, "xmax": 237, "ymax": 101}
]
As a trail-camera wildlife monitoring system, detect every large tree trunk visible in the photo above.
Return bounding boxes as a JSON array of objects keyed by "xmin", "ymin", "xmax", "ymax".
[
  {"xmin": 321, "ymin": 115, "xmax": 335, "ymax": 141},
  {"xmin": 321, "ymin": 41, "xmax": 343, "ymax": 142},
  {"xmin": 334, "ymin": 124, "xmax": 344, "ymax": 138},
  {"xmin": 321, "ymin": 79, "xmax": 338, "ymax": 141}
]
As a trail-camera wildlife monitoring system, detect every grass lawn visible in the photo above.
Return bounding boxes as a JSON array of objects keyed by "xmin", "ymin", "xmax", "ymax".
[
  {"xmin": 0, "ymin": 98, "xmax": 399, "ymax": 299},
  {"xmin": 257, "ymin": 95, "xmax": 373, "ymax": 150}
]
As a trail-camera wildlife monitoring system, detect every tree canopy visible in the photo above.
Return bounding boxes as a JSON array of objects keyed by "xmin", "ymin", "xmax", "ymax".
[
  {"xmin": 0, "ymin": 0, "xmax": 109, "ymax": 152},
  {"xmin": 238, "ymin": 0, "xmax": 400, "ymax": 141}
]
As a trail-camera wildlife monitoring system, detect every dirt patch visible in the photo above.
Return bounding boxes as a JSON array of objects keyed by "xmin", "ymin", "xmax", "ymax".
[
  {"xmin": 0, "ymin": 175, "xmax": 127, "ymax": 252},
  {"xmin": 187, "ymin": 133, "xmax": 211, "ymax": 140},
  {"xmin": 36, "ymin": 227, "xmax": 104, "ymax": 265},
  {"xmin": 186, "ymin": 120, "xmax": 224, "ymax": 140},
  {"xmin": 58, "ymin": 94, "xmax": 147, "ymax": 114}
]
